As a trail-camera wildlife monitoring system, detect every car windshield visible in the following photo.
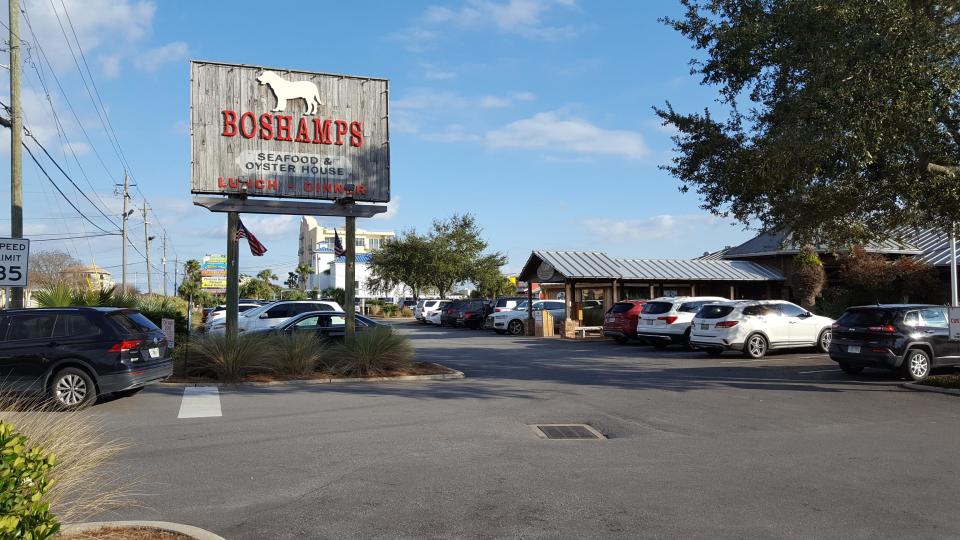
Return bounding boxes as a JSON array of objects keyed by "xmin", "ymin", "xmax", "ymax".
[
  {"xmin": 836, "ymin": 309, "xmax": 895, "ymax": 327},
  {"xmin": 243, "ymin": 304, "xmax": 272, "ymax": 318},
  {"xmin": 514, "ymin": 301, "xmax": 529, "ymax": 311},
  {"xmin": 696, "ymin": 305, "xmax": 735, "ymax": 319},
  {"xmin": 642, "ymin": 302, "xmax": 673, "ymax": 315},
  {"xmin": 610, "ymin": 302, "xmax": 635, "ymax": 314}
]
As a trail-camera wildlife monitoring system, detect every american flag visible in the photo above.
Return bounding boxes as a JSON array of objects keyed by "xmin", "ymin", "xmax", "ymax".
[
  {"xmin": 334, "ymin": 229, "xmax": 346, "ymax": 257},
  {"xmin": 236, "ymin": 218, "xmax": 268, "ymax": 256}
]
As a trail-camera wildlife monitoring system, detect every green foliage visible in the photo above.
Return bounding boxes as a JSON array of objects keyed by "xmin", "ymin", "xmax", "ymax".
[
  {"xmin": 283, "ymin": 290, "xmax": 308, "ymax": 301},
  {"xmin": 240, "ymin": 269, "xmax": 279, "ymax": 300},
  {"xmin": 32, "ymin": 285, "xmax": 137, "ymax": 309},
  {"xmin": 789, "ymin": 245, "xmax": 826, "ymax": 309},
  {"xmin": 837, "ymin": 247, "xmax": 944, "ymax": 304},
  {"xmin": 30, "ymin": 283, "xmax": 73, "ymax": 308},
  {"xmin": 320, "ymin": 287, "xmax": 346, "ymax": 307},
  {"xmin": 656, "ymin": 2, "xmax": 960, "ymax": 246},
  {"xmin": 268, "ymin": 333, "xmax": 326, "ymax": 377},
  {"xmin": 136, "ymin": 294, "xmax": 189, "ymax": 339},
  {"xmin": 400, "ymin": 307, "xmax": 413, "ymax": 318},
  {"xmin": 328, "ymin": 327, "xmax": 415, "ymax": 377},
  {"xmin": 188, "ymin": 334, "xmax": 271, "ymax": 381},
  {"xmin": 0, "ymin": 422, "xmax": 60, "ymax": 540}
]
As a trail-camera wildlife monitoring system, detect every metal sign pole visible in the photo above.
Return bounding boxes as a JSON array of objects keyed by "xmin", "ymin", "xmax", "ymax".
[{"xmin": 951, "ymin": 223, "xmax": 958, "ymax": 307}]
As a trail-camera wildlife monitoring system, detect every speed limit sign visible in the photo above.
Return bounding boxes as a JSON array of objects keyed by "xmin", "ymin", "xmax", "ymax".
[{"xmin": 0, "ymin": 238, "xmax": 29, "ymax": 287}]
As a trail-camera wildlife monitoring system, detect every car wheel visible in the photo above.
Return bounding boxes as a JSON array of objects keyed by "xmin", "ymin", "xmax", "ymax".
[
  {"xmin": 705, "ymin": 348, "xmax": 724, "ymax": 357},
  {"xmin": 508, "ymin": 319, "xmax": 524, "ymax": 336},
  {"xmin": 743, "ymin": 334, "xmax": 768, "ymax": 359},
  {"xmin": 903, "ymin": 349, "xmax": 931, "ymax": 381},
  {"xmin": 838, "ymin": 362, "xmax": 863, "ymax": 375},
  {"xmin": 816, "ymin": 329, "xmax": 832, "ymax": 353},
  {"xmin": 682, "ymin": 329, "xmax": 693, "ymax": 351},
  {"xmin": 49, "ymin": 367, "xmax": 96, "ymax": 409},
  {"xmin": 113, "ymin": 386, "xmax": 145, "ymax": 398}
]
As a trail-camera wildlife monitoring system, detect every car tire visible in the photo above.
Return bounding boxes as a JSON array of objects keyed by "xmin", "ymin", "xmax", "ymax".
[
  {"xmin": 838, "ymin": 362, "xmax": 863, "ymax": 375},
  {"xmin": 903, "ymin": 348, "xmax": 931, "ymax": 381},
  {"xmin": 682, "ymin": 329, "xmax": 693, "ymax": 351},
  {"xmin": 508, "ymin": 319, "xmax": 524, "ymax": 336},
  {"xmin": 49, "ymin": 367, "xmax": 96, "ymax": 409},
  {"xmin": 113, "ymin": 386, "xmax": 145, "ymax": 398},
  {"xmin": 743, "ymin": 333, "xmax": 768, "ymax": 359},
  {"xmin": 705, "ymin": 348, "xmax": 724, "ymax": 357},
  {"xmin": 816, "ymin": 328, "xmax": 832, "ymax": 353}
]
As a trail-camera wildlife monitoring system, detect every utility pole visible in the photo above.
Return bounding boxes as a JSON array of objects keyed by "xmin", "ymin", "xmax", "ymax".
[
  {"xmin": 173, "ymin": 255, "xmax": 179, "ymax": 295},
  {"xmin": 143, "ymin": 202, "xmax": 154, "ymax": 294},
  {"xmin": 162, "ymin": 234, "xmax": 168, "ymax": 296},
  {"xmin": 120, "ymin": 171, "xmax": 129, "ymax": 290},
  {"xmin": 9, "ymin": 0, "xmax": 23, "ymax": 308}
]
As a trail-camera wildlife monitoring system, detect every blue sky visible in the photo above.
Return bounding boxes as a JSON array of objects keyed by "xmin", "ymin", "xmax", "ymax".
[{"xmin": 0, "ymin": 0, "xmax": 756, "ymax": 291}]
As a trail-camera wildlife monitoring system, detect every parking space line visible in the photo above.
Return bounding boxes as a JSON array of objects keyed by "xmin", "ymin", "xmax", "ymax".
[
  {"xmin": 177, "ymin": 386, "xmax": 222, "ymax": 419},
  {"xmin": 798, "ymin": 369, "xmax": 839, "ymax": 374}
]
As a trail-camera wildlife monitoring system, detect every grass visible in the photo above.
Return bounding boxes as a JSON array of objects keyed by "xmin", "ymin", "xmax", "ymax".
[
  {"xmin": 187, "ymin": 333, "xmax": 271, "ymax": 381},
  {"xmin": 267, "ymin": 333, "xmax": 328, "ymax": 377},
  {"xmin": 0, "ymin": 392, "xmax": 135, "ymax": 526},
  {"xmin": 327, "ymin": 327, "xmax": 415, "ymax": 377},
  {"xmin": 919, "ymin": 374, "xmax": 960, "ymax": 390}
]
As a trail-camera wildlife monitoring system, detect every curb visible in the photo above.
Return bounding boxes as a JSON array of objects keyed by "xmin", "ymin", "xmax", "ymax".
[
  {"xmin": 902, "ymin": 382, "xmax": 960, "ymax": 396},
  {"xmin": 62, "ymin": 520, "xmax": 224, "ymax": 540},
  {"xmin": 157, "ymin": 364, "xmax": 465, "ymax": 388}
]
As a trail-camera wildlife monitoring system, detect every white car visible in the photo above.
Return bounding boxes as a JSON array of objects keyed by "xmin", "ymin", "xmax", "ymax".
[
  {"xmin": 490, "ymin": 300, "xmax": 566, "ymax": 335},
  {"xmin": 426, "ymin": 310, "xmax": 443, "ymax": 325},
  {"xmin": 208, "ymin": 300, "xmax": 343, "ymax": 334},
  {"xmin": 204, "ymin": 303, "xmax": 261, "ymax": 332},
  {"xmin": 635, "ymin": 296, "xmax": 728, "ymax": 348},
  {"xmin": 689, "ymin": 300, "xmax": 834, "ymax": 358},
  {"xmin": 417, "ymin": 299, "xmax": 450, "ymax": 323}
]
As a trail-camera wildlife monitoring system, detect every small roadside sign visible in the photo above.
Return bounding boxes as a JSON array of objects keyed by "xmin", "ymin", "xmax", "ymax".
[
  {"xmin": 161, "ymin": 318, "xmax": 175, "ymax": 348},
  {"xmin": 0, "ymin": 238, "xmax": 29, "ymax": 287},
  {"xmin": 949, "ymin": 307, "xmax": 960, "ymax": 341}
]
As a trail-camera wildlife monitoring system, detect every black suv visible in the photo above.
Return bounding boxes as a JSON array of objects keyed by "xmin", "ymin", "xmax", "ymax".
[
  {"xmin": 0, "ymin": 307, "xmax": 173, "ymax": 408},
  {"xmin": 439, "ymin": 300, "xmax": 468, "ymax": 327},
  {"xmin": 829, "ymin": 304, "xmax": 960, "ymax": 381}
]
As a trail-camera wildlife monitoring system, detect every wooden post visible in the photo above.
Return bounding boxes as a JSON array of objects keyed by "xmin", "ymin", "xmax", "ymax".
[
  {"xmin": 649, "ymin": 284, "xmax": 655, "ymax": 299},
  {"xmin": 345, "ymin": 216, "xmax": 356, "ymax": 343},
  {"xmin": 9, "ymin": 0, "xmax": 23, "ymax": 308},
  {"xmin": 729, "ymin": 284, "xmax": 736, "ymax": 300},
  {"xmin": 225, "ymin": 210, "xmax": 240, "ymax": 344},
  {"xmin": 526, "ymin": 282, "xmax": 534, "ymax": 336}
]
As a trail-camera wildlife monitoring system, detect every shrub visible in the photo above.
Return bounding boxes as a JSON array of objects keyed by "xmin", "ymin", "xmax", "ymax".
[
  {"xmin": 0, "ymin": 393, "xmax": 131, "ymax": 527},
  {"xmin": 135, "ymin": 294, "xmax": 189, "ymax": 339},
  {"xmin": 368, "ymin": 304, "xmax": 383, "ymax": 317},
  {"xmin": 0, "ymin": 422, "xmax": 60, "ymax": 539},
  {"xmin": 268, "ymin": 333, "xmax": 326, "ymax": 377},
  {"xmin": 328, "ymin": 327, "xmax": 415, "ymax": 377},
  {"xmin": 400, "ymin": 307, "xmax": 413, "ymax": 317},
  {"xmin": 381, "ymin": 304, "xmax": 399, "ymax": 317},
  {"xmin": 789, "ymin": 245, "xmax": 826, "ymax": 310},
  {"xmin": 189, "ymin": 333, "xmax": 270, "ymax": 381}
]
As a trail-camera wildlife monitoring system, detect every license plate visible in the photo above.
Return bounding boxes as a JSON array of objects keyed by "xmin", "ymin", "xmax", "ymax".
[
  {"xmin": 646, "ymin": 320, "xmax": 654, "ymax": 325},
  {"xmin": 149, "ymin": 348, "xmax": 160, "ymax": 359},
  {"xmin": 848, "ymin": 345, "xmax": 860, "ymax": 354},
  {"xmin": 700, "ymin": 324, "xmax": 709, "ymax": 330}
]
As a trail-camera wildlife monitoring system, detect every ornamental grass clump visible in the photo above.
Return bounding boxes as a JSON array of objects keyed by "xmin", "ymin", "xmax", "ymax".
[
  {"xmin": 0, "ymin": 391, "xmax": 132, "ymax": 531},
  {"xmin": 329, "ymin": 327, "xmax": 415, "ymax": 377},
  {"xmin": 268, "ymin": 333, "xmax": 328, "ymax": 377},
  {"xmin": 189, "ymin": 333, "xmax": 271, "ymax": 381}
]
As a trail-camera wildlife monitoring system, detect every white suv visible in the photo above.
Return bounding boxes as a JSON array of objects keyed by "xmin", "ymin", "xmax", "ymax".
[
  {"xmin": 209, "ymin": 300, "xmax": 344, "ymax": 334},
  {"xmin": 689, "ymin": 300, "xmax": 834, "ymax": 358},
  {"xmin": 418, "ymin": 300, "xmax": 450, "ymax": 323},
  {"xmin": 635, "ymin": 296, "xmax": 728, "ymax": 348}
]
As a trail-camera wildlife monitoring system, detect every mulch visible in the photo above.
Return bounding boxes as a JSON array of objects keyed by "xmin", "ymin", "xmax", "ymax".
[{"xmin": 60, "ymin": 527, "xmax": 193, "ymax": 539}]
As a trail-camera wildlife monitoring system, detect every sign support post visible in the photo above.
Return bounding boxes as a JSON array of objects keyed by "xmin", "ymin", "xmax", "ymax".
[
  {"xmin": 951, "ymin": 222, "xmax": 958, "ymax": 307},
  {"xmin": 345, "ymin": 214, "xmax": 357, "ymax": 344},
  {"xmin": 9, "ymin": 0, "xmax": 23, "ymax": 309},
  {"xmin": 225, "ymin": 209, "xmax": 240, "ymax": 344}
]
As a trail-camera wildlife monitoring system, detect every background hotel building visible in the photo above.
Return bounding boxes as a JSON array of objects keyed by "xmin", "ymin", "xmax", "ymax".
[{"xmin": 298, "ymin": 216, "xmax": 398, "ymax": 296}]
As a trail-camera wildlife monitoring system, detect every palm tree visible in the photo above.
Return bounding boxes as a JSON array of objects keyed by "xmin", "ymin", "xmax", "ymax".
[{"xmin": 294, "ymin": 262, "xmax": 313, "ymax": 291}]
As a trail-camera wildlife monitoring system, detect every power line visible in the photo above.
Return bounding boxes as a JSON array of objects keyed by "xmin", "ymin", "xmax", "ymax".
[{"xmin": 32, "ymin": 232, "xmax": 118, "ymax": 242}]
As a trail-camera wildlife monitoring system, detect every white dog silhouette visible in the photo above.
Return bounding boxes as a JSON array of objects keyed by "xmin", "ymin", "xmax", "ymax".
[{"xmin": 256, "ymin": 71, "xmax": 323, "ymax": 115}]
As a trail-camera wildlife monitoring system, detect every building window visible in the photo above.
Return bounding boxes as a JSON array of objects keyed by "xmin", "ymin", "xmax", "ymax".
[
  {"xmin": 355, "ymin": 238, "xmax": 365, "ymax": 248},
  {"xmin": 368, "ymin": 238, "xmax": 381, "ymax": 250}
]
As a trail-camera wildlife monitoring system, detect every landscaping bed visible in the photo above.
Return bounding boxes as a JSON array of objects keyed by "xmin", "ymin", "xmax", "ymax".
[
  {"xmin": 166, "ymin": 361, "xmax": 459, "ymax": 384},
  {"xmin": 919, "ymin": 374, "xmax": 960, "ymax": 390},
  {"xmin": 61, "ymin": 526, "xmax": 192, "ymax": 539}
]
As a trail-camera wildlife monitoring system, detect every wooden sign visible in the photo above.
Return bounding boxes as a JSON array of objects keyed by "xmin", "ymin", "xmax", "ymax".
[{"xmin": 191, "ymin": 61, "xmax": 390, "ymax": 203}]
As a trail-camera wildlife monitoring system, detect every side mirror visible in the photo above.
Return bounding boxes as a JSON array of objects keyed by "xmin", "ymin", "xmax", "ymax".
[{"xmin": 803, "ymin": 311, "xmax": 813, "ymax": 318}]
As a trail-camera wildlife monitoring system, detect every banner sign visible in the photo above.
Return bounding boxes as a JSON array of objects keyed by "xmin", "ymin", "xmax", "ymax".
[
  {"xmin": 161, "ymin": 318, "xmax": 175, "ymax": 348},
  {"xmin": 190, "ymin": 61, "xmax": 390, "ymax": 203},
  {"xmin": 201, "ymin": 254, "xmax": 227, "ymax": 293}
]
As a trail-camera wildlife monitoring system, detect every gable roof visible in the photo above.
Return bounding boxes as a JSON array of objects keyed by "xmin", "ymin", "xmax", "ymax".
[
  {"xmin": 723, "ymin": 230, "xmax": 921, "ymax": 258},
  {"xmin": 518, "ymin": 250, "xmax": 784, "ymax": 283}
]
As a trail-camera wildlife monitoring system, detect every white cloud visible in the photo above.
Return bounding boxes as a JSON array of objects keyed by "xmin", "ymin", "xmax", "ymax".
[
  {"xmin": 62, "ymin": 141, "xmax": 90, "ymax": 156},
  {"xmin": 582, "ymin": 215, "xmax": 735, "ymax": 242},
  {"xmin": 394, "ymin": 89, "xmax": 535, "ymax": 111},
  {"xmin": 422, "ymin": 0, "xmax": 578, "ymax": 40},
  {"xmin": 240, "ymin": 215, "xmax": 297, "ymax": 240},
  {"xmin": 100, "ymin": 53, "xmax": 122, "ymax": 77},
  {"xmin": 512, "ymin": 91, "xmax": 536, "ymax": 102},
  {"xmin": 14, "ymin": 0, "xmax": 155, "ymax": 72},
  {"xmin": 372, "ymin": 197, "xmax": 399, "ymax": 221},
  {"xmin": 486, "ymin": 111, "xmax": 650, "ymax": 160},
  {"xmin": 479, "ymin": 95, "xmax": 512, "ymax": 109},
  {"xmin": 425, "ymin": 69, "xmax": 457, "ymax": 80},
  {"xmin": 420, "ymin": 125, "xmax": 482, "ymax": 143},
  {"xmin": 133, "ymin": 41, "xmax": 188, "ymax": 72}
]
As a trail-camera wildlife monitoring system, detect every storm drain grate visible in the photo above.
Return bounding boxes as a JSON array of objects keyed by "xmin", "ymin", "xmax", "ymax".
[{"xmin": 534, "ymin": 424, "xmax": 605, "ymax": 440}]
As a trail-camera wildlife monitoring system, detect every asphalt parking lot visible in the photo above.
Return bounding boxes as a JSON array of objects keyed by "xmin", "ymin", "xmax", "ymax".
[{"xmin": 86, "ymin": 323, "xmax": 959, "ymax": 539}]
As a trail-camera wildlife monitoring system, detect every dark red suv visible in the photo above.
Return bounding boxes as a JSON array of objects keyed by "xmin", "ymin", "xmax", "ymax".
[{"xmin": 603, "ymin": 300, "xmax": 647, "ymax": 343}]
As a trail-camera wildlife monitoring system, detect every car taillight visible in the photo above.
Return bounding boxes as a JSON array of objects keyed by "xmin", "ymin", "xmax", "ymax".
[
  {"xmin": 868, "ymin": 325, "xmax": 897, "ymax": 333},
  {"xmin": 715, "ymin": 321, "xmax": 738, "ymax": 328},
  {"xmin": 108, "ymin": 339, "xmax": 144, "ymax": 353},
  {"xmin": 464, "ymin": 313, "xmax": 472, "ymax": 319},
  {"xmin": 658, "ymin": 316, "xmax": 678, "ymax": 324}
]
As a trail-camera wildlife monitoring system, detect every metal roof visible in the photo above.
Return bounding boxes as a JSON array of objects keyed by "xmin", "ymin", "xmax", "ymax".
[
  {"xmin": 887, "ymin": 226, "xmax": 960, "ymax": 267},
  {"xmin": 518, "ymin": 250, "xmax": 783, "ymax": 282},
  {"xmin": 524, "ymin": 251, "xmax": 624, "ymax": 280},
  {"xmin": 618, "ymin": 258, "xmax": 784, "ymax": 281},
  {"xmin": 695, "ymin": 248, "xmax": 730, "ymax": 261},
  {"xmin": 723, "ymin": 230, "xmax": 921, "ymax": 258}
]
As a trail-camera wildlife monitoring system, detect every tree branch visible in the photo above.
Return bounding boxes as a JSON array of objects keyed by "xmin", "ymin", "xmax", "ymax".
[{"xmin": 928, "ymin": 162, "xmax": 960, "ymax": 177}]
